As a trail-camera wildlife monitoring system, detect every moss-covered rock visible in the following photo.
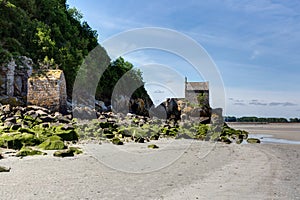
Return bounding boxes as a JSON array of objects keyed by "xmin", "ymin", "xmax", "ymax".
[
  {"xmin": 53, "ymin": 149, "xmax": 73, "ymax": 157},
  {"xmin": 0, "ymin": 125, "xmax": 9, "ymax": 132},
  {"xmin": 53, "ymin": 147, "xmax": 83, "ymax": 157},
  {"xmin": 220, "ymin": 136, "xmax": 232, "ymax": 144},
  {"xmin": 0, "ymin": 97, "xmax": 24, "ymax": 107},
  {"xmin": 0, "ymin": 131, "xmax": 39, "ymax": 149},
  {"xmin": 16, "ymin": 147, "xmax": 46, "ymax": 157},
  {"xmin": 103, "ymin": 128, "xmax": 115, "ymax": 139},
  {"xmin": 54, "ymin": 129, "xmax": 78, "ymax": 141},
  {"xmin": 247, "ymin": 138, "xmax": 261, "ymax": 144},
  {"xmin": 112, "ymin": 137, "xmax": 123, "ymax": 145},
  {"xmin": 150, "ymin": 133, "xmax": 159, "ymax": 140},
  {"xmin": 0, "ymin": 132, "xmax": 23, "ymax": 149},
  {"xmin": 68, "ymin": 147, "xmax": 83, "ymax": 155},
  {"xmin": 9, "ymin": 124, "xmax": 22, "ymax": 131},
  {"xmin": 17, "ymin": 127, "xmax": 35, "ymax": 134},
  {"xmin": 38, "ymin": 136, "xmax": 65, "ymax": 150},
  {"xmin": 0, "ymin": 166, "xmax": 10, "ymax": 172},
  {"xmin": 148, "ymin": 144, "xmax": 159, "ymax": 149},
  {"xmin": 31, "ymin": 127, "xmax": 51, "ymax": 142}
]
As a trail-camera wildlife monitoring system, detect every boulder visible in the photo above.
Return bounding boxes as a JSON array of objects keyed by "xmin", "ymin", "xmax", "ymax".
[
  {"xmin": 16, "ymin": 147, "xmax": 46, "ymax": 157},
  {"xmin": 53, "ymin": 125, "xmax": 78, "ymax": 141},
  {"xmin": 38, "ymin": 136, "xmax": 65, "ymax": 150}
]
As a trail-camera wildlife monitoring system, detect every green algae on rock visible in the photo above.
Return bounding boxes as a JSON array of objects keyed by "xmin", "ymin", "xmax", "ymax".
[
  {"xmin": 112, "ymin": 137, "xmax": 123, "ymax": 145},
  {"xmin": 247, "ymin": 138, "xmax": 261, "ymax": 144},
  {"xmin": 148, "ymin": 144, "xmax": 159, "ymax": 149},
  {"xmin": 53, "ymin": 147, "xmax": 83, "ymax": 157},
  {"xmin": 0, "ymin": 166, "xmax": 10, "ymax": 172},
  {"xmin": 16, "ymin": 147, "xmax": 47, "ymax": 157},
  {"xmin": 38, "ymin": 136, "xmax": 66, "ymax": 150}
]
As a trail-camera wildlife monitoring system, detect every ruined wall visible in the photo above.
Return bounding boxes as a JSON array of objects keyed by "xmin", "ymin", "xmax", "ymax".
[
  {"xmin": 27, "ymin": 70, "xmax": 67, "ymax": 113},
  {"xmin": 0, "ymin": 57, "xmax": 33, "ymax": 103}
]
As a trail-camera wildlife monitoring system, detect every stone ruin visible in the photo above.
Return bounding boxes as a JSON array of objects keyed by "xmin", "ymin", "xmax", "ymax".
[
  {"xmin": 0, "ymin": 56, "xmax": 33, "ymax": 104},
  {"xmin": 27, "ymin": 70, "xmax": 67, "ymax": 114},
  {"xmin": 185, "ymin": 81, "xmax": 209, "ymax": 107},
  {"xmin": 0, "ymin": 57, "xmax": 67, "ymax": 113},
  {"xmin": 0, "ymin": 57, "xmax": 218, "ymax": 120}
]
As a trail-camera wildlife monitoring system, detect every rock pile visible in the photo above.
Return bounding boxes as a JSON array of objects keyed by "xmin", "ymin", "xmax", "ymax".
[
  {"xmin": 76, "ymin": 111, "xmax": 248, "ymax": 145},
  {"xmin": 0, "ymin": 104, "xmax": 78, "ymax": 157},
  {"xmin": 0, "ymin": 104, "xmax": 250, "ymax": 158}
]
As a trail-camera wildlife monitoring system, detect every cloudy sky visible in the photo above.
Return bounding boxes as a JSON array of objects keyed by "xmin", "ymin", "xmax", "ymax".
[{"xmin": 67, "ymin": 0, "xmax": 300, "ymax": 118}]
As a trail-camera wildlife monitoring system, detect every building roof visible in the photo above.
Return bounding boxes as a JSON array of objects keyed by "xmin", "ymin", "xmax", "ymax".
[{"xmin": 186, "ymin": 81, "xmax": 209, "ymax": 91}]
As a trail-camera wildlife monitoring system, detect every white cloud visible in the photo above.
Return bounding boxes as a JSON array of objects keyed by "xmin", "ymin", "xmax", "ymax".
[{"xmin": 225, "ymin": 87, "xmax": 300, "ymax": 117}]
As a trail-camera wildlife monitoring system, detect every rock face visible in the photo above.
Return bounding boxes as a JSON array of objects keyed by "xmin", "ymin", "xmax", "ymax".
[{"xmin": 27, "ymin": 70, "xmax": 67, "ymax": 113}]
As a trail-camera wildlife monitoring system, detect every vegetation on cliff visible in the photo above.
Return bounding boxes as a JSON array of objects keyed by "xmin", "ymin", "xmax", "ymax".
[
  {"xmin": 0, "ymin": 0, "xmax": 149, "ymax": 102},
  {"xmin": 0, "ymin": 0, "xmax": 100, "ymax": 93}
]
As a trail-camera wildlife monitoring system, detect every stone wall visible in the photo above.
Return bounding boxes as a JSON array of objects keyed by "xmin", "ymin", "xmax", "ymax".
[
  {"xmin": 185, "ymin": 81, "xmax": 209, "ymax": 107},
  {"xmin": 185, "ymin": 90, "xmax": 209, "ymax": 107},
  {"xmin": 27, "ymin": 70, "xmax": 67, "ymax": 113}
]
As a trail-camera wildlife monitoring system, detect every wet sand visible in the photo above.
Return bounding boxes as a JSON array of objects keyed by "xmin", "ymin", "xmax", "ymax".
[
  {"xmin": 228, "ymin": 123, "xmax": 300, "ymax": 141},
  {"xmin": 0, "ymin": 124, "xmax": 299, "ymax": 199}
]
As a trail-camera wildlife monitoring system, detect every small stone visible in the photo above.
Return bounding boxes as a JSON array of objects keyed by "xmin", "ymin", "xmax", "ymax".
[
  {"xmin": 0, "ymin": 166, "xmax": 11, "ymax": 172},
  {"xmin": 53, "ymin": 149, "xmax": 74, "ymax": 157},
  {"xmin": 53, "ymin": 147, "xmax": 83, "ymax": 157},
  {"xmin": 148, "ymin": 144, "xmax": 159, "ymax": 149},
  {"xmin": 247, "ymin": 138, "xmax": 261, "ymax": 144}
]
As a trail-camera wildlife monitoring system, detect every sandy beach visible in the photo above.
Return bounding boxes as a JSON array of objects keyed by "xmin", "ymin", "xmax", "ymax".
[{"xmin": 0, "ymin": 124, "xmax": 300, "ymax": 199}]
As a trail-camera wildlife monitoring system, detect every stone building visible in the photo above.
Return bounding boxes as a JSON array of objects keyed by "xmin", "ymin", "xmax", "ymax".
[
  {"xmin": 185, "ymin": 80, "xmax": 209, "ymax": 107},
  {"xmin": 27, "ymin": 70, "xmax": 67, "ymax": 113}
]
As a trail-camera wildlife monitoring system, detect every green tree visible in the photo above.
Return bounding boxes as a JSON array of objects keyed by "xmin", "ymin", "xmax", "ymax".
[{"xmin": 96, "ymin": 57, "xmax": 150, "ymax": 104}]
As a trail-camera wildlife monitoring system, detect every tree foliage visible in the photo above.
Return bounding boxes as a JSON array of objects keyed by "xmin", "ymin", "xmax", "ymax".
[
  {"xmin": 0, "ymin": 0, "xmax": 101, "ymax": 95},
  {"xmin": 97, "ymin": 57, "xmax": 151, "ymax": 105}
]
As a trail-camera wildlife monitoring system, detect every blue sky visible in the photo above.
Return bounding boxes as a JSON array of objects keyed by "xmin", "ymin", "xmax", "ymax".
[{"xmin": 67, "ymin": 0, "xmax": 300, "ymax": 118}]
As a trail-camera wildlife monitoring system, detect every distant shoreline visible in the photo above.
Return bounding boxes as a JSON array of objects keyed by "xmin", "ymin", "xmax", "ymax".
[{"xmin": 228, "ymin": 122, "xmax": 300, "ymax": 124}]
